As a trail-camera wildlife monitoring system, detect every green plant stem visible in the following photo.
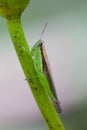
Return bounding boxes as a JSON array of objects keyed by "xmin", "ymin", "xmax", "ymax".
[{"xmin": 6, "ymin": 16, "xmax": 65, "ymax": 130}]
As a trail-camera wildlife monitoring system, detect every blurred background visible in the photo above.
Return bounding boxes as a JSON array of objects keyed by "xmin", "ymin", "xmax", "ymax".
[{"xmin": 0, "ymin": 0, "xmax": 87, "ymax": 129}]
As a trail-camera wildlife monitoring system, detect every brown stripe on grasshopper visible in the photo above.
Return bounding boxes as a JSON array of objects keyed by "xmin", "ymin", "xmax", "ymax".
[{"xmin": 38, "ymin": 41, "xmax": 62, "ymax": 113}]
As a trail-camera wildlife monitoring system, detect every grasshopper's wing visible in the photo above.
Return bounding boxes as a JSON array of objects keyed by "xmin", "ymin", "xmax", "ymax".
[{"xmin": 39, "ymin": 42, "xmax": 62, "ymax": 113}]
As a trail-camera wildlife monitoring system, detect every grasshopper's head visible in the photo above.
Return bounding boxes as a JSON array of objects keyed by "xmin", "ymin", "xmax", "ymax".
[
  {"xmin": 31, "ymin": 40, "xmax": 42, "ymax": 55},
  {"xmin": 0, "ymin": 0, "xmax": 30, "ymax": 19}
]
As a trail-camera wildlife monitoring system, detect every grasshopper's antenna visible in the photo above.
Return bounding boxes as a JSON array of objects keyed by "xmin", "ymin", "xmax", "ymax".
[{"xmin": 40, "ymin": 22, "xmax": 48, "ymax": 40}]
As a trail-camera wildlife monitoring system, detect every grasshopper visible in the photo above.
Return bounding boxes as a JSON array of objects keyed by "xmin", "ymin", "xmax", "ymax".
[{"xmin": 31, "ymin": 23, "xmax": 62, "ymax": 113}]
